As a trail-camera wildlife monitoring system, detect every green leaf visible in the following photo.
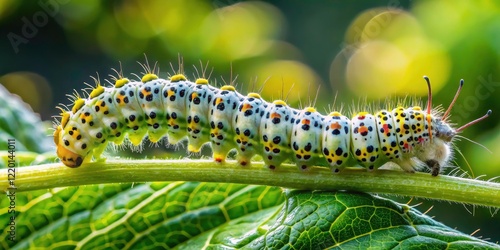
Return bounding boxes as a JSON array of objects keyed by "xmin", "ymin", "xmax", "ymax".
[
  {"xmin": 0, "ymin": 84, "xmax": 52, "ymax": 154},
  {"xmin": 1, "ymin": 183, "xmax": 498, "ymax": 249}
]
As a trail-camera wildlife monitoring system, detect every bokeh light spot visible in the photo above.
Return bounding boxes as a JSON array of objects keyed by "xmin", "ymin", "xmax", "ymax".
[
  {"xmin": 0, "ymin": 72, "xmax": 52, "ymax": 115},
  {"xmin": 248, "ymin": 60, "xmax": 322, "ymax": 105}
]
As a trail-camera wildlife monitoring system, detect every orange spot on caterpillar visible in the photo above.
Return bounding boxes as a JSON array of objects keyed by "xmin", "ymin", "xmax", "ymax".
[
  {"xmin": 271, "ymin": 112, "xmax": 281, "ymax": 119},
  {"xmin": 242, "ymin": 103, "xmax": 252, "ymax": 111},
  {"xmin": 383, "ymin": 124, "xmax": 390, "ymax": 133},
  {"xmin": 118, "ymin": 96, "xmax": 127, "ymax": 106},
  {"xmin": 426, "ymin": 114, "xmax": 433, "ymax": 141},
  {"xmin": 216, "ymin": 98, "xmax": 224, "ymax": 105},
  {"xmin": 330, "ymin": 122, "xmax": 341, "ymax": 130},
  {"xmin": 302, "ymin": 119, "xmax": 310, "ymax": 125},
  {"xmin": 358, "ymin": 126, "xmax": 368, "ymax": 135}
]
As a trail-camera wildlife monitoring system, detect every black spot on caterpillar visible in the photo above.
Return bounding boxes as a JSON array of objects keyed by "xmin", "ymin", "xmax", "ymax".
[{"xmin": 54, "ymin": 64, "xmax": 491, "ymax": 176}]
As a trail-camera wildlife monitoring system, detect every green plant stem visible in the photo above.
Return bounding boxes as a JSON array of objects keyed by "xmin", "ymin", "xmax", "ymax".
[{"xmin": 2, "ymin": 159, "xmax": 500, "ymax": 207}]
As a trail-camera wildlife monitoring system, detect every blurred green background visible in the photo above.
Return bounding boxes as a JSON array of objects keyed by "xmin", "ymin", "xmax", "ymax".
[{"xmin": 0, "ymin": 0, "xmax": 499, "ymax": 243}]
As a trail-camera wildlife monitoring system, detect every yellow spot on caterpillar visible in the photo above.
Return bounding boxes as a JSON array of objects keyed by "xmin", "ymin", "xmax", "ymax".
[
  {"xmin": 97, "ymin": 101, "xmax": 109, "ymax": 112},
  {"xmin": 215, "ymin": 97, "xmax": 224, "ymax": 105},
  {"xmin": 305, "ymin": 107, "xmax": 316, "ymax": 113},
  {"xmin": 247, "ymin": 92, "xmax": 261, "ymax": 99},
  {"xmin": 273, "ymin": 100, "xmax": 287, "ymax": 106},
  {"xmin": 220, "ymin": 85, "xmax": 235, "ymax": 91},
  {"xmin": 117, "ymin": 96, "xmax": 127, "ymax": 106},
  {"xmin": 53, "ymin": 126, "xmax": 61, "ymax": 145},
  {"xmin": 188, "ymin": 144, "xmax": 200, "ymax": 153},
  {"xmin": 168, "ymin": 119, "xmax": 176, "ymax": 127},
  {"xmin": 79, "ymin": 112, "xmax": 93, "ymax": 124},
  {"xmin": 72, "ymin": 99, "xmax": 85, "ymax": 113},
  {"xmin": 142, "ymin": 73, "xmax": 158, "ymax": 83},
  {"xmin": 89, "ymin": 85, "xmax": 104, "ymax": 99},
  {"xmin": 413, "ymin": 106, "xmax": 422, "ymax": 111},
  {"xmin": 60, "ymin": 111, "xmax": 70, "ymax": 128},
  {"xmin": 329, "ymin": 111, "xmax": 342, "ymax": 117},
  {"xmin": 115, "ymin": 78, "xmax": 130, "ymax": 88},
  {"xmin": 195, "ymin": 78, "xmax": 208, "ymax": 85},
  {"xmin": 71, "ymin": 130, "xmax": 81, "ymax": 139},
  {"xmin": 171, "ymin": 74, "xmax": 186, "ymax": 82}
]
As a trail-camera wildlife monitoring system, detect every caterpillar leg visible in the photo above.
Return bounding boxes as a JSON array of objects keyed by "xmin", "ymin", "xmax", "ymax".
[
  {"xmin": 417, "ymin": 138, "xmax": 452, "ymax": 176},
  {"xmin": 425, "ymin": 160, "xmax": 440, "ymax": 177},
  {"xmin": 125, "ymin": 122, "xmax": 148, "ymax": 146},
  {"xmin": 92, "ymin": 142, "xmax": 109, "ymax": 163},
  {"xmin": 234, "ymin": 134, "xmax": 258, "ymax": 166},
  {"xmin": 236, "ymin": 155, "xmax": 251, "ymax": 166},
  {"xmin": 187, "ymin": 144, "xmax": 202, "ymax": 153}
]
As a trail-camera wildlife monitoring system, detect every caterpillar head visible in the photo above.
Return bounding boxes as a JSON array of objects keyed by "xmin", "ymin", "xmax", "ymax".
[
  {"xmin": 53, "ymin": 125, "xmax": 84, "ymax": 167},
  {"xmin": 433, "ymin": 119, "xmax": 455, "ymax": 142}
]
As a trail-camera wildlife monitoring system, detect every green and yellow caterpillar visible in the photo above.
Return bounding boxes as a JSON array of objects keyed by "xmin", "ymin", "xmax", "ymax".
[{"xmin": 54, "ymin": 64, "xmax": 490, "ymax": 176}]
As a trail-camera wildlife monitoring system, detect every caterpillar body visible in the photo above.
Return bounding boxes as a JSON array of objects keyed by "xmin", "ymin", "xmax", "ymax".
[{"xmin": 54, "ymin": 66, "xmax": 491, "ymax": 176}]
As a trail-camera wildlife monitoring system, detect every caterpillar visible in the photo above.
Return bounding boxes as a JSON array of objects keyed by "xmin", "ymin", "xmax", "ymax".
[{"xmin": 53, "ymin": 62, "xmax": 491, "ymax": 176}]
